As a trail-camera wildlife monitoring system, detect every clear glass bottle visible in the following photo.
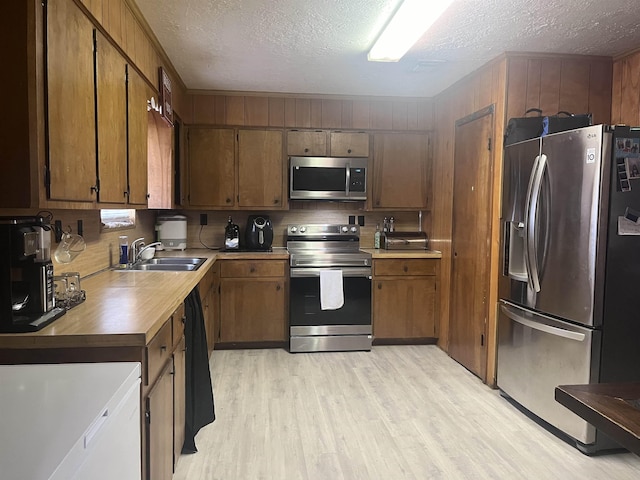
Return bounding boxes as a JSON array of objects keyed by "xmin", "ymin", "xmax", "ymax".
[
  {"xmin": 389, "ymin": 216, "xmax": 395, "ymax": 233},
  {"xmin": 374, "ymin": 224, "xmax": 381, "ymax": 249},
  {"xmin": 382, "ymin": 217, "xmax": 388, "ymax": 233}
]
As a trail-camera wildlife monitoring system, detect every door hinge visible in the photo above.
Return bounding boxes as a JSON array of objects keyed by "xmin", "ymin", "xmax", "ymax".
[
  {"xmin": 145, "ymin": 410, "xmax": 151, "ymax": 425},
  {"xmin": 480, "ymin": 333, "xmax": 485, "ymax": 346},
  {"xmin": 487, "ymin": 137, "xmax": 492, "ymax": 151}
]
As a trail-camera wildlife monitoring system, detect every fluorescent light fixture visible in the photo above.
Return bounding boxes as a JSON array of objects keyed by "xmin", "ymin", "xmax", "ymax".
[{"xmin": 368, "ymin": 0, "xmax": 454, "ymax": 62}]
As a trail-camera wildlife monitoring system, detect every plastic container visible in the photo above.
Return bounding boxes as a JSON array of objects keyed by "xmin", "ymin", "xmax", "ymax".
[{"xmin": 119, "ymin": 235, "xmax": 128, "ymax": 265}]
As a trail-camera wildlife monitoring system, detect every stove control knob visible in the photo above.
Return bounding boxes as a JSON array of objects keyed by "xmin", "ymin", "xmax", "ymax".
[
  {"xmin": 350, "ymin": 226, "xmax": 358, "ymax": 233},
  {"xmin": 290, "ymin": 226, "xmax": 297, "ymax": 233},
  {"xmin": 299, "ymin": 226, "xmax": 306, "ymax": 233},
  {"xmin": 342, "ymin": 226, "xmax": 348, "ymax": 233}
]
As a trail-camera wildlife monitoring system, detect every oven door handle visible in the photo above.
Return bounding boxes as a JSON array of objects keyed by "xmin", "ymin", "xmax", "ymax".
[{"xmin": 290, "ymin": 267, "xmax": 372, "ymax": 278}]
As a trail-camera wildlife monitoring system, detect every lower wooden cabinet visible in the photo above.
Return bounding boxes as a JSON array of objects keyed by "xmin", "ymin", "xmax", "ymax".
[
  {"xmin": 218, "ymin": 259, "xmax": 287, "ymax": 344},
  {"xmin": 372, "ymin": 259, "xmax": 439, "ymax": 341},
  {"xmin": 146, "ymin": 360, "xmax": 174, "ymax": 480},
  {"xmin": 198, "ymin": 262, "xmax": 220, "ymax": 355},
  {"xmin": 144, "ymin": 302, "xmax": 186, "ymax": 480}
]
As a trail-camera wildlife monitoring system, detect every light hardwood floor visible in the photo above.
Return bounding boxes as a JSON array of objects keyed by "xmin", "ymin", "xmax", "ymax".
[{"xmin": 173, "ymin": 346, "xmax": 640, "ymax": 480}]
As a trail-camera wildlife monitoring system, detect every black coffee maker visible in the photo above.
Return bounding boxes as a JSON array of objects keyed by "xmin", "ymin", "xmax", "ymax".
[
  {"xmin": 245, "ymin": 215, "xmax": 273, "ymax": 251},
  {"xmin": 0, "ymin": 216, "xmax": 65, "ymax": 332}
]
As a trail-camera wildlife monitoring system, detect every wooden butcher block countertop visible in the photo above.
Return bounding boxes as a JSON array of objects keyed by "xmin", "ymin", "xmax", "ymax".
[{"xmin": 0, "ymin": 249, "xmax": 288, "ymax": 350}]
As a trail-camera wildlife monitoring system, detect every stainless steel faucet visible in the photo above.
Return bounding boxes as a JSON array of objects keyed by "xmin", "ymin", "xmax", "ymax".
[{"xmin": 129, "ymin": 237, "xmax": 146, "ymax": 264}]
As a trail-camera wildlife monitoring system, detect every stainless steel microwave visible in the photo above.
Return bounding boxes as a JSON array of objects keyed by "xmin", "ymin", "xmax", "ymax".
[{"xmin": 289, "ymin": 156, "xmax": 367, "ymax": 201}]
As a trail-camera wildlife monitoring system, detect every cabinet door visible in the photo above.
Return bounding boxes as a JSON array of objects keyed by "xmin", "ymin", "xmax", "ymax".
[
  {"xmin": 146, "ymin": 361, "xmax": 174, "ymax": 480},
  {"xmin": 219, "ymin": 278, "xmax": 286, "ymax": 342},
  {"xmin": 373, "ymin": 277, "xmax": 436, "ymax": 338},
  {"xmin": 188, "ymin": 128, "xmax": 235, "ymax": 207},
  {"xmin": 96, "ymin": 32, "xmax": 127, "ymax": 204},
  {"xmin": 238, "ymin": 129, "xmax": 284, "ymax": 208},
  {"xmin": 287, "ymin": 130, "xmax": 327, "ymax": 156},
  {"xmin": 330, "ymin": 132, "xmax": 369, "ymax": 157},
  {"xmin": 372, "ymin": 133, "xmax": 430, "ymax": 209},
  {"xmin": 47, "ymin": 0, "xmax": 97, "ymax": 202},
  {"xmin": 127, "ymin": 65, "xmax": 150, "ymax": 205},
  {"xmin": 173, "ymin": 337, "xmax": 186, "ymax": 470}
]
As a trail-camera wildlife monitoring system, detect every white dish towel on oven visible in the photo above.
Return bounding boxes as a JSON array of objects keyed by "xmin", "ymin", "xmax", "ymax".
[{"xmin": 320, "ymin": 269, "xmax": 344, "ymax": 310}]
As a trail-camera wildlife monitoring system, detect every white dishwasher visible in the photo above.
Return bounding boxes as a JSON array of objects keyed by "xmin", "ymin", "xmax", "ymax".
[{"xmin": 0, "ymin": 362, "xmax": 141, "ymax": 480}]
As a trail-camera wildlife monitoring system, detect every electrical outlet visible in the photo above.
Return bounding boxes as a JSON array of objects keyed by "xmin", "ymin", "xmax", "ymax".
[{"xmin": 200, "ymin": 213, "xmax": 208, "ymax": 226}]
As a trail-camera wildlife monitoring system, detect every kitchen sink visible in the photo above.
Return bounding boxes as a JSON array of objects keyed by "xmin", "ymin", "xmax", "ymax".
[
  {"xmin": 119, "ymin": 257, "xmax": 207, "ymax": 272},
  {"xmin": 141, "ymin": 258, "xmax": 206, "ymax": 266}
]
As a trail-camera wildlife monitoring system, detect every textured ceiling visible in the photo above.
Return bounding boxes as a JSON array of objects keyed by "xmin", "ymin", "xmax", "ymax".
[{"xmin": 135, "ymin": 0, "xmax": 640, "ymax": 97}]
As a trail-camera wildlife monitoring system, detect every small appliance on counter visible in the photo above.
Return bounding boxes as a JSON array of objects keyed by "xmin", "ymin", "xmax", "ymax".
[
  {"xmin": 0, "ymin": 216, "xmax": 66, "ymax": 332},
  {"xmin": 245, "ymin": 215, "xmax": 273, "ymax": 251},
  {"xmin": 156, "ymin": 214, "xmax": 187, "ymax": 250},
  {"xmin": 224, "ymin": 216, "xmax": 240, "ymax": 250},
  {"xmin": 381, "ymin": 231, "xmax": 428, "ymax": 250}
]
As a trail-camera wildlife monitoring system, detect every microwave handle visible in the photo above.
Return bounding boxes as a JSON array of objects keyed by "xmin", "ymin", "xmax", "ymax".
[{"xmin": 345, "ymin": 163, "xmax": 351, "ymax": 196}]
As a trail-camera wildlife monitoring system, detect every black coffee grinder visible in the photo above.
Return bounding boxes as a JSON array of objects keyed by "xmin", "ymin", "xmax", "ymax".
[{"xmin": 0, "ymin": 216, "xmax": 65, "ymax": 332}]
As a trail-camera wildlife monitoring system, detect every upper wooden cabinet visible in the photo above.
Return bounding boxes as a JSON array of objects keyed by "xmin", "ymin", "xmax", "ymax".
[
  {"xmin": 330, "ymin": 132, "xmax": 369, "ymax": 157},
  {"xmin": 186, "ymin": 127, "xmax": 285, "ymax": 209},
  {"xmin": 127, "ymin": 66, "xmax": 151, "ymax": 205},
  {"xmin": 372, "ymin": 133, "xmax": 430, "ymax": 209},
  {"xmin": 238, "ymin": 129, "xmax": 284, "ymax": 207},
  {"xmin": 287, "ymin": 130, "xmax": 327, "ymax": 156},
  {"xmin": 96, "ymin": 31, "xmax": 128, "ymax": 204},
  {"xmin": 187, "ymin": 127, "xmax": 235, "ymax": 208},
  {"xmin": 287, "ymin": 130, "xmax": 369, "ymax": 157},
  {"xmin": 46, "ymin": 0, "xmax": 155, "ymax": 206},
  {"xmin": 46, "ymin": 0, "xmax": 97, "ymax": 202}
]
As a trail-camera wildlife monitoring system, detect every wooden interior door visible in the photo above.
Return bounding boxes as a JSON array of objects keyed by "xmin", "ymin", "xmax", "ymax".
[{"xmin": 449, "ymin": 106, "xmax": 494, "ymax": 380}]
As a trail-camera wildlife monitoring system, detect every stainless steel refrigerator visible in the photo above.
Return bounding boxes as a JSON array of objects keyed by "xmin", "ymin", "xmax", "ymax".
[{"xmin": 497, "ymin": 124, "xmax": 640, "ymax": 454}]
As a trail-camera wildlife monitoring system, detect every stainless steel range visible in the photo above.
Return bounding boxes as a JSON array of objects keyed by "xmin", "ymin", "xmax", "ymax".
[{"xmin": 287, "ymin": 224, "xmax": 372, "ymax": 353}]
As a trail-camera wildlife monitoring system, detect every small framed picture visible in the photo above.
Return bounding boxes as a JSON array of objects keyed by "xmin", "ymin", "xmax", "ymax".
[{"xmin": 626, "ymin": 158, "xmax": 640, "ymax": 179}]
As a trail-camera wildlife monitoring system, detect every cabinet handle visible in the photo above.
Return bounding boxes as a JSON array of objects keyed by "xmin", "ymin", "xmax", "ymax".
[
  {"xmin": 375, "ymin": 200, "xmax": 380, "ymax": 206},
  {"xmin": 403, "ymin": 265, "xmax": 408, "ymax": 273},
  {"xmin": 160, "ymin": 345, "xmax": 167, "ymax": 352},
  {"xmin": 226, "ymin": 198, "xmax": 231, "ymax": 203},
  {"xmin": 304, "ymin": 148, "xmax": 309, "ymax": 152},
  {"xmin": 90, "ymin": 185, "xmax": 99, "ymax": 194},
  {"xmin": 377, "ymin": 283, "xmax": 382, "ymax": 289},
  {"xmin": 276, "ymin": 284, "xmax": 281, "ymax": 291},
  {"xmin": 347, "ymin": 148, "xmax": 352, "ymax": 154},
  {"xmin": 273, "ymin": 198, "xmax": 279, "ymax": 204},
  {"xmin": 146, "ymin": 193, "xmax": 151, "ymax": 199},
  {"xmin": 181, "ymin": 315, "xmax": 186, "ymax": 324}
]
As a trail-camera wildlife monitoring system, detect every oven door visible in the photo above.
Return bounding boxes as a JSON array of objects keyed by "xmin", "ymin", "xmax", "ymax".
[{"xmin": 289, "ymin": 267, "xmax": 372, "ymax": 352}]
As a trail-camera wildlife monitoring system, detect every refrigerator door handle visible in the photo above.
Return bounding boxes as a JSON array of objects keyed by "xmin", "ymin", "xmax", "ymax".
[
  {"xmin": 524, "ymin": 155, "xmax": 541, "ymax": 291},
  {"xmin": 526, "ymin": 154, "xmax": 547, "ymax": 293},
  {"xmin": 500, "ymin": 304, "xmax": 586, "ymax": 341}
]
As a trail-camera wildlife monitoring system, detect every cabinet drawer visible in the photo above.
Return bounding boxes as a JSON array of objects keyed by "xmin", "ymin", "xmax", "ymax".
[
  {"xmin": 171, "ymin": 303, "xmax": 186, "ymax": 348},
  {"xmin": 374, "ymin": 259, "xmax": 438, "ymax": 276},
  {"xmin": 146, "ymin": 320, "xmax": 172, "ymax": 387},
  {"xmin": 221, "ymin": 260, "xmax": 286, "ymax": 278}
]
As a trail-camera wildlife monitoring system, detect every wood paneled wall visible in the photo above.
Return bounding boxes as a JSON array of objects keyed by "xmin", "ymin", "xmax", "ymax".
[
  {"xmin": 433, "ymin": 53, "xmax": 612, "ymax": 386},
  {"xmin": 183, "ymin": 93, "xmax": 434, "ymax": 131},
  {"xmin": 612, "ymin": 49, "xmax": 640, "ymax": 125},
  {"xmin": 0, "ymin": 208, "xmax": 156, "ymax": 278},
  {"xmin": 505, "ymin": 55, "xmax": 612, "ymax": 124}
]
